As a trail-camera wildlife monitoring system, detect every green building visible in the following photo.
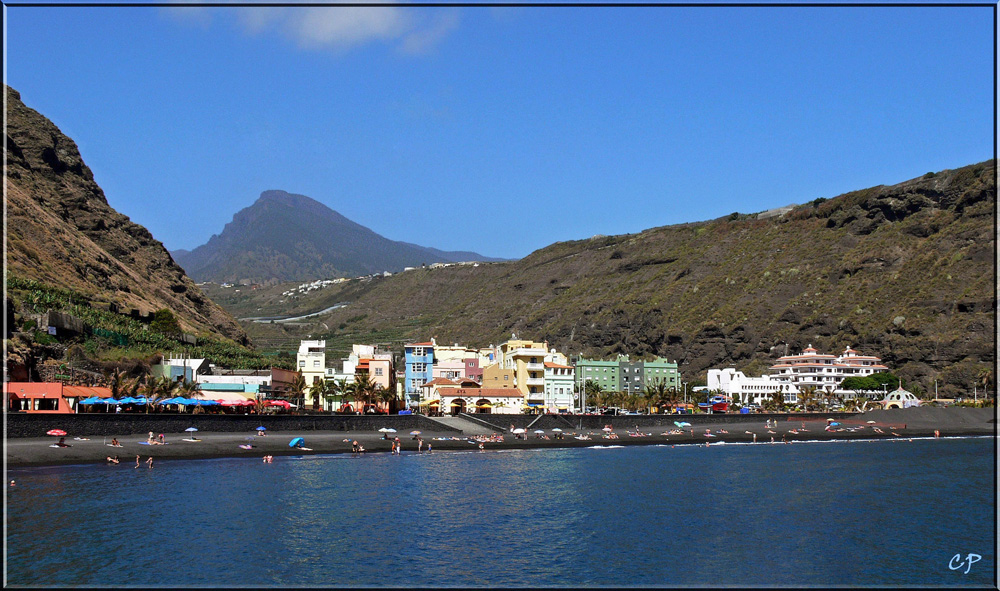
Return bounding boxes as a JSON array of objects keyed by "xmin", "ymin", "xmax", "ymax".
[
  {"xmin": 574, "ymin": 357, "xmax": 620, "ymax": 393},
  {"xmin": 574, "ymin": 355, "xmax": 681, "ymax": 394},
  {"xmin": 642, "ymin": 357, "xmax": 681, "ymax": 391}
]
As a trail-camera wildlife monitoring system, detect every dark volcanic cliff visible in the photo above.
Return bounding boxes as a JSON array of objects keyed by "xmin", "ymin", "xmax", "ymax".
[{"xmin": 5, "ymin": 85, "xmax": 248, "ymax": 344}]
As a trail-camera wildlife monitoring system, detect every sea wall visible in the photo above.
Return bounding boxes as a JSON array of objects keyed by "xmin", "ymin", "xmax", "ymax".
[
  {"xmin": 458, "ymin": 412, "xmax": 858, "ymax": 432},
  {"xmin": 5, "ymin": 413, "xmax": 461, "ymax": 438}
]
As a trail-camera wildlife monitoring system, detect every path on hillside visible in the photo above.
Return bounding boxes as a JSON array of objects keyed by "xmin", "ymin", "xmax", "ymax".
[{"xmin": 241, "ymin": 302, "xmax": 349, "ymax": 323}]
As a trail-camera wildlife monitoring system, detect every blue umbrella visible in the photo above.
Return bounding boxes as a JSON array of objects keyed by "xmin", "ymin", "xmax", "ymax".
[
  {"xmin": 674, "ymin": 421, "xmax": 692, "ymax": 428},
  {"xmin": 132, "ymin": 397, "xmax": 148, "ymax": 405},
  {"xmin": 289, "ymin": 437, "xmax": 304, "ymax": 448},
  {"xmin": 102, "ymin": 398, "xmax": 120, "ymax": 405},
  {"xmin": 119, "ymin": 397, "xmax": 136, "ymax": 404},
  {"xmin": 79, "ymin": 396, "xmax": 103, "ymax": 404},
  {"xmin": 256, "ymin": 426, "xmax": 267, "ymax": 431}
]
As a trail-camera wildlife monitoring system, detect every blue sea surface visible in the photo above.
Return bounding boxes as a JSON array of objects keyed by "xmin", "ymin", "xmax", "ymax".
[{"xmin": 6, "ymin": 437, "xmax": 996, "ymax": 587}]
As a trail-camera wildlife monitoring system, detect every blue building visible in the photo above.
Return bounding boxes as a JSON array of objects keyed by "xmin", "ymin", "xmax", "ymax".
[{"xmin": 404, "ymin": 341, "xmax": 435, "ymax": 407}]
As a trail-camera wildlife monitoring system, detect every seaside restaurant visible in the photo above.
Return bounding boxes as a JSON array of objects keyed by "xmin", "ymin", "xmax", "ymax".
[{"xmin": 5, "ymin": 382, "xmax": 107, "ymax": 414}]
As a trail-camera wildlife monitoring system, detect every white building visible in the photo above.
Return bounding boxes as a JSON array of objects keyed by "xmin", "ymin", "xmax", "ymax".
[
  {"xmin": 707, "ymin": 368, "xmax": 799, "ymax": 405},
  {"xmin": 297, "ymin": 340, "xmax": 326, "ymax": 388},
  {"xmin": 769, "ymin": 345, "xmax": 889, "ymax": 396},
  {"xmin": 708, "ymin": 345, "xmax": 891, "ymax": 407},
  {"xmin": 543, "ymin": 362, "xmax": 576, "ymax": 413}
]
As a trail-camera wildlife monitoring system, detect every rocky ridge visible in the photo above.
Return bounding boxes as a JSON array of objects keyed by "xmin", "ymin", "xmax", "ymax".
[{"xmin": 5, "ymin": 85, "xmax": 248, "ymax": 344}]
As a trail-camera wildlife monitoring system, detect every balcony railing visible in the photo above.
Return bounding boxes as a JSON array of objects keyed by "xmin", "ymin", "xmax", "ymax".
[
  {"xmin": 524, "ymin": 362, "xmax": 544, "ymax": 371},
  {"xmin": 525, "ymin": 377, "xmax": 545, "ymax": 386}
]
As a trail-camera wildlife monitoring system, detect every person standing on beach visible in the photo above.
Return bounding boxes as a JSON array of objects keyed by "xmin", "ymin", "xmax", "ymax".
[
  {"xmin": 418, "ymin": 438, "xmax": 423, "ymax": 453},
  {"xmin": 146, "ymin": 456, "xmax": 153, "ymax": 469},
  {"xmin": 427, "ymin": 443, "xmax": 432, "ymax": 453},
  {"xmin": 135, "ymin": 454, "xmax": 140, "ymax": 468}
]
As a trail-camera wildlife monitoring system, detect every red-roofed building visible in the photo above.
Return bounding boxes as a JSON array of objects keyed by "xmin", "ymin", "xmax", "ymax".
[
  {"xmin": 769, "ymin": 345, "xmax": 889, "ymax": 394},
  {"xmin": 438, "ymin": 388, "xmax": 524, "ymax": 416}
]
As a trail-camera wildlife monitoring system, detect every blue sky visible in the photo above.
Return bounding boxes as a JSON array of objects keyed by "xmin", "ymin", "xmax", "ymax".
[{"xmin": 5, "ymin": 4, "xmax": 994, "ymax": 260}]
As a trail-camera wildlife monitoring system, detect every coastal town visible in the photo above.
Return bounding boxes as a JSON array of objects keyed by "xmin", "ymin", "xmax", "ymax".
[{"xmin": 5, "ymin": 335, "xmax": 953, "ymax": 417}]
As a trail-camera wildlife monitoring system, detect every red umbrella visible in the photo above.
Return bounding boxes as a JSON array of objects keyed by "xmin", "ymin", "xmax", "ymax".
[{"xmin": 46, "ymin": 429, "xmax": 67, "ymax": 436}]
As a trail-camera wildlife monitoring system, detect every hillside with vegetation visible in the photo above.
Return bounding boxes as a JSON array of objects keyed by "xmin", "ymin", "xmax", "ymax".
[
  {"xmin": 211, "ymin": 161, "xmax": 995, "ymax": 398},
  {"xmin": 5, "ymin": 85, "xmax": 278, "ymax": 378}
]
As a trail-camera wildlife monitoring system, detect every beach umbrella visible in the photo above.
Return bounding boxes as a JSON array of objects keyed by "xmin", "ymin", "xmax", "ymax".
[
  {"xmin": 46, "ymin": 429, "xmax": 67, "ymax": 437},
  {"xmin": 79, "ymin": 396, "xmax": 102, "ymax": 405},
  {"xmin": 385, "ymin": 428, "xmax": 396, "ymax": 433},
  {"xmin": 256, "ymin": 426, "xmax": 267, "ymax": 431},
  {"xmin": 289, "ymin": 437, "xmax": 305, "ymax": 448},
  {"xmin": 674, "ymin": 421, "xmax": 692, "ymax": 428},
  {"xmin": 409, "ymin": 431, "xmax": 421, "ymax": 435},
  {"xmin": 602, "ymin": 427, "xmax": 613, "ymax": 432},
  {"xmin": 551, "ymin": 428, "xmax": 563, "ymax": 432},
  {"xmin": 378, "ymin": 427, "xmax": 390, "ymax": 433},
  {"xmin": 186, "ymin": 427, "xmax": 198, "ymax": 433},
  {"xmin": 512, "ymin": 428, "xmax": 526, "ymax": 434},
  {"xmin": 533, "ymin": 430, "xmax": 545, "ymax": 434}
]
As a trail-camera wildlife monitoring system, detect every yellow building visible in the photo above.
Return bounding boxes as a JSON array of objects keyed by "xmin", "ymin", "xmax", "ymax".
[
  {"xmin": 481, "ymin": 364, "xmax": 516, "ymax": 389},
  {"xmin": 497, "ymin": 338, "xmax": 549, "ymax": 405}
]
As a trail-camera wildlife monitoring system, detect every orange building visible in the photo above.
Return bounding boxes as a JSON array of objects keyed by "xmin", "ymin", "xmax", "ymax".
[{"xmin": 5, "ymin": 382, "xmax": 111, "ymax": 414}]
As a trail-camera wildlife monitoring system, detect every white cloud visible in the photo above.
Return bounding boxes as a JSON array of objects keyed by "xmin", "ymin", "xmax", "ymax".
[
  {"xmin": 167, "ymin": 2, "xmax": 457, "ymax": 53},
  {"xmin": 286, "ymin": 6, "xmax": 410, "ymax": 49},
  {"xmin": 400, "ymin": 11, "xmax": 460, "ymax": 55}
]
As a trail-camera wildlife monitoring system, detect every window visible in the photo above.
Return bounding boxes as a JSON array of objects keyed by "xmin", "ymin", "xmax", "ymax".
[
  {"xmin": 299, "ymin": 361, "xmax": 305, "ymax": 367},
  {"xmin": 375, "ymin": 368, "xmax": 383, "ymax": 376},
  {"xmin": 504, "ymin": 375, "xmax": 509, "ymax": 381},
  {"xmin": 313, "ymin": 360, "xmax": 320, "ymax": 367},
  {"xmin": 412, "ymin": 363, "xmax": 426, "ymax": 373}
]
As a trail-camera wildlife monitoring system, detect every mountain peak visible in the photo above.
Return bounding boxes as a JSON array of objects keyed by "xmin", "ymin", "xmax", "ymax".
[{"xmin": 172, "ymin": 191, "xmax": 505, "ymax": 283}]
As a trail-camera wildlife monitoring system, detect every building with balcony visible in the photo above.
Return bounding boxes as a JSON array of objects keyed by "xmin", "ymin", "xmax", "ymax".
[
  {"xmin": 496, "ymin": 338, "xmax": 550, "ymax": 401},
  {"xmin": 404, "ymin": 341, "xmax": 435, "ymax": 406},
  {"xmin": 297, "ymin": 340, "xmax": 327, "ymax": 389},
  {"xmin": 543, "ymin": 362, "xmax": 575, "ymax": 413},
  {"xmin": 769, "ymin": 345, "xmax": 889, "ymax": 395}
]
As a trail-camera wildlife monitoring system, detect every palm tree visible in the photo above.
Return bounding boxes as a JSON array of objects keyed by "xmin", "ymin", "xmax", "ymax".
[
  {"xmin": 584, "ymin": 381, "xmax": 602, "ymax": 412},
  {"xmin": 354, "ymin": 374, "xmax": 378, "ymax": 414},
  {"xmin": 290, "ymin": 371, "xmax": 307, "ymax": 413},
  {"xmin": 977, "ymin": 366, "xmax": 994, "ymax": 398},
  {"xmin": 376, "ymin": 386, "xmax": 396, "ymax": 414},
  {"xmin": 106, "ymin": 368, "xmax": 128, "ymax": 400},
  {"xmin": 328, "ymin": 378, "xmax": 349, "ymax": 413},
  {"xmin": 143, "ymin": 376, "xmax": 177, "ymax": 413},
  {"xmin": 308, "ymin": 379, "xmax": 329, "ymax": 411},
  {"xmin": 798, "ymin": 387, "xmax": 818, "ymax": 412}
]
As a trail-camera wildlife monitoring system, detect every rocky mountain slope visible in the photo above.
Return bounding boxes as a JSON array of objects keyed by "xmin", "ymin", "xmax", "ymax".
[
  {"xmin": 171, "ymin": 190, "xmax": 505, "ymax": 283},
  {"xmin": 216, "ymin": 161, "xmax": 995, "ymax": 396},
  {"xmin": 5, "ymin": 85, "xmax": 247, "ymax": 344}
]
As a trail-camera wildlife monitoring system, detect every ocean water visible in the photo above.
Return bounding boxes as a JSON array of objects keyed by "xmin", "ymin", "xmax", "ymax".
[{"xmin": 6, "ymin": 437, "xmax": 996, "ymax": 587}]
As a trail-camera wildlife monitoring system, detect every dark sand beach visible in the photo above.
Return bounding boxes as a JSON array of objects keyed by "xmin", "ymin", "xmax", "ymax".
[{"xmin": 6, "ymin": 407, "xmax": 994, "ymax": 468}]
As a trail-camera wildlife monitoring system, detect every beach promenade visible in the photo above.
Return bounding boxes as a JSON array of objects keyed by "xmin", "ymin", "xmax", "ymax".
[{"xmin": 6, "ymin": 407, "xmax": 994, "ymax": 467}]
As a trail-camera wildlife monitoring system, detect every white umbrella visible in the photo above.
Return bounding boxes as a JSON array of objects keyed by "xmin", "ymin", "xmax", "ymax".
[
  {"xmin": 512, "ymin": 428, "xmax": 526, "ymax": 434},
  {"xmin": 602, "ymin": 427, "xmax": 613, "ymax": 432},
  {"xmin": 378, "ymin": 428, "xmax": 391, "ymax": 433},
  {"xmin": 386, "ymin": 428, "xmax": 397, "ymax": 433},
  {"xmin": 533, "ymin": 430, "xmax": 545, "ymax": 434},
  {"xmin": 551, "ymin": 428, "xmax": 562, "ymax": 432}
]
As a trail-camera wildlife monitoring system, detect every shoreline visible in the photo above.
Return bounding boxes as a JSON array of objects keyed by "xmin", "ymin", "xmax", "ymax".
[{"xmin": 6, "ymin": 407, "xmax": 994, "ymax": 468}]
